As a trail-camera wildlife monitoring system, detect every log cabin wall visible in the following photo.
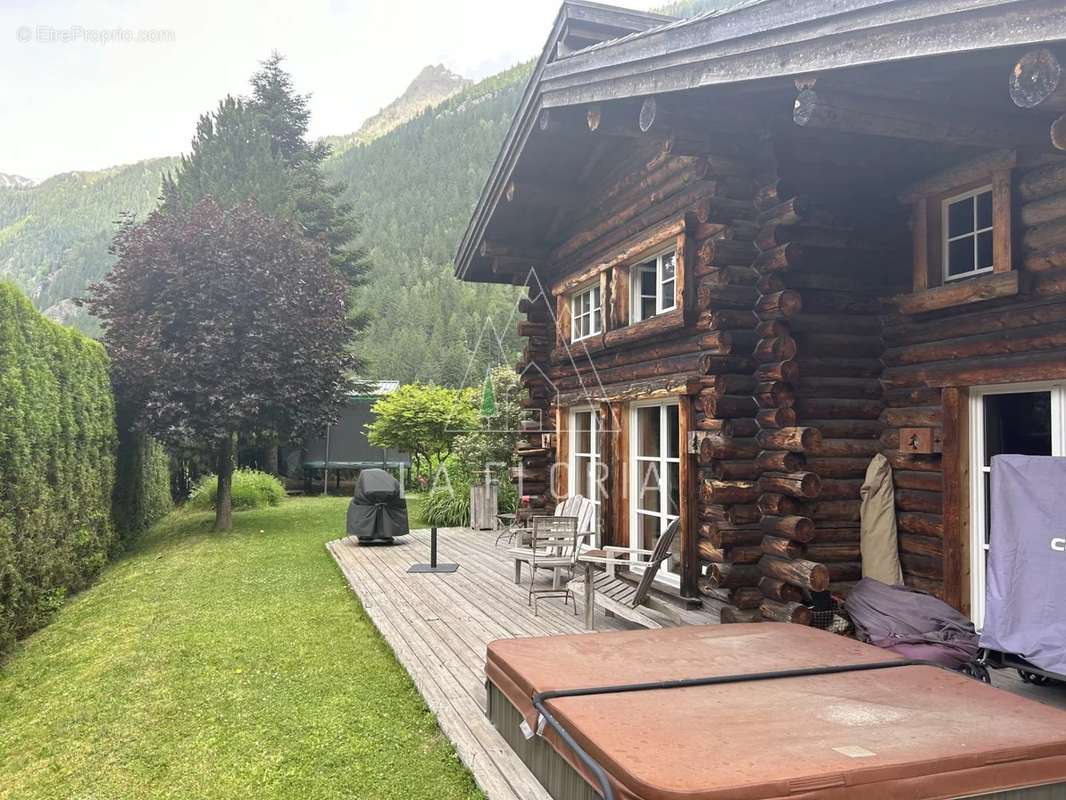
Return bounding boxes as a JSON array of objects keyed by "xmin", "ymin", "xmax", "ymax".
[
  {"xmin": 735, "ymin": 132, "xmax": 905, "ymax": 621},
  {"xmin": 461, "ymin": 16, "xmax": 1066, "ymax": 627},
  {"xmin": 516, "ymin": 128, "xmax": 768, "ymax": 605},
  {"xmin": 515, "ymin": 289, "xmax": 555, "ymax": 512},
  {"xmin": 880, "ymin": 151, "xmax": 1066, "ymax": 609},
  {"xmin": 513, "ymin": 133, "xmax": 1066, "ymax": 618}
]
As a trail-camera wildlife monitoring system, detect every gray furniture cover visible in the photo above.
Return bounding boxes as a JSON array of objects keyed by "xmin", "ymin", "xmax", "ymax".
[
  {"xmin": 346, "ymin": 469, "xmax": 409, "ymax": 542},
  {"xmin": 845, "ymin": 577, "xmax": 979, "ymax": 668},
  {"xmin": 979, "ymin": 454, "xmax": 1066, "ymax": 675}
]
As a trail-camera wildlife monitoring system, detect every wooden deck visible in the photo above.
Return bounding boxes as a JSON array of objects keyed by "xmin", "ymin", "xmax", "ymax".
[
  {"xmin": 327, "ymin": 526, "xmax": 1066, "ymax": 800},
  {"xmin": 327, "ymin": 526, "xmax": 718, "ymax": 800}
]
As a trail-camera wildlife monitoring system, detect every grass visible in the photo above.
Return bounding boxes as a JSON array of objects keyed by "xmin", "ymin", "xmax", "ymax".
[{"xmin": 0, "ymin": 494, "xmax": 480, "ymax": 800}]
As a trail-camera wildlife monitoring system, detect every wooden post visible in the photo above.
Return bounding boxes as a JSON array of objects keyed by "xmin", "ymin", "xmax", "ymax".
[
  {"xmin": 941, "ymin": 387, "xmax": 966, "ymax": 612},
  {"xmin": 679, "ymin": 394, "xmax": 699, "ymax": 600}
]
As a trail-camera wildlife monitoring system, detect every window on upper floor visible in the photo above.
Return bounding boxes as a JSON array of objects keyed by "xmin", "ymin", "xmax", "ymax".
[
  {"xmin": 570, "ymin": 283, "xmax": 602, "ymax": 342},
  {"xmin": 897, "ymin": 151, "xmax": 1018, "ymax": 315},
  {"xmin": 631, "ymin": 248, "xmax": 676, "ymax": 322},
  {"xmin": 943, "ymin": 185, "xmax": 994, "ymax": 282}
]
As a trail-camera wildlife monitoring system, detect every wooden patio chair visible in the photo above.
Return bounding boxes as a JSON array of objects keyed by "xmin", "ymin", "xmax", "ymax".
[
  {"xmin": 508, "ymin": 495, "xmax": 596, "ymax": 582},
  {"xmin": 572, "ymin": 518, "xmax": 682, "ymax": 628},
  {"xmin": 525, "ymin": 516, "xmax": 580, "ymax": 616}
]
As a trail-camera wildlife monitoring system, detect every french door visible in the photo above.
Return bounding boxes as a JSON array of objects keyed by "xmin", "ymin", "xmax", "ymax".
[
  {"xmin": 630, "ymin": 400, "xmax": 681, "ymax": 584},
  {"xmin": 969, "ymin": 382, "xmax": 1066, "ymax": 628},
  {"xmin": 569, "ymin": 408, "xmax": 602, "ymax": 545}
]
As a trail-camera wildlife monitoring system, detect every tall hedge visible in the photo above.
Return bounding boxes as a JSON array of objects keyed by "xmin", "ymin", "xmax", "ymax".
[
  {"xmin": 0, "ymin": 283, "xmax": 117, "ymax": 654},
  {"xmin": 113, "ymin": 423, "xmax": 173, "ymax": 543}
]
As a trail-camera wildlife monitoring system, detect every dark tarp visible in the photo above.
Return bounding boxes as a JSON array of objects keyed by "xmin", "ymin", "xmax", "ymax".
[
  {"xmin": 347, "ymin": 469, "xmax": 409, "ymax": 541},
  {"xmin": 845, "ymin": 577, "xmax": 979, "ymax": 669}
]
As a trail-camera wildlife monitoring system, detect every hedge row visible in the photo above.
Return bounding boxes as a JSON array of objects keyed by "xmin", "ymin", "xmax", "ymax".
[
  {"xmin": 113, "ymin": 423, "xmax": 173, "ymax": 542},
  {"xmin": 0, "ymin": 283, "xmax": 172, "ymax": 655}
]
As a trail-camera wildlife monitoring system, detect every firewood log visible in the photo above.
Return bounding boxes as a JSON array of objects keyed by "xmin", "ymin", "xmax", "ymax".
[
  {"xmin": 761, "ymin": 535, "xmax": 805, "ymax": 560},
  {"xmin": 759, "ymin": 575, "xmax": 806, "ymax": 603},
  {"xmin": 760, "ymin": 515, "xmax": 816, "ymax": 543},
  {"xmin": 759, "ymin": 555, "xmax": 829, "ymax": 592},
  {"xmin": 760, "ymin": 598, "xmax": 812, "ymax": 625},
  {"xmin": 708, "ymin": 562, "xmax": 762, "ymax": 589},
  {"xmin": 759, "ymin": 471, "xmax": 821, "ymax": 499}
]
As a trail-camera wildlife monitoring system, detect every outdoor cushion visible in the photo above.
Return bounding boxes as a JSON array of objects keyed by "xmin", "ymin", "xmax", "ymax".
[{"xmin": 859, "ymin": 453, "xmax": 903, "ymax": 585}]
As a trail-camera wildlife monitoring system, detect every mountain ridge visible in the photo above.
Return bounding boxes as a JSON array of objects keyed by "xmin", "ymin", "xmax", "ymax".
[
  {"xmin": 320, "ymin": 64, "xmax": 470, "ymax": 155},
  {"xmin": 0, "ymin": 173, "xmax": 34, "ymax": 189},
  {"xmin": 0, "ymin": 0, "xmax": 733, "ymax": 379}
]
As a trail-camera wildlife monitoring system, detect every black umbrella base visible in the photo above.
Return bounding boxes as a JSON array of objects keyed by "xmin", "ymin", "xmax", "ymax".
[{"xmin": 407, "ymin": 563, "xmax": 459, "ymax": 573}]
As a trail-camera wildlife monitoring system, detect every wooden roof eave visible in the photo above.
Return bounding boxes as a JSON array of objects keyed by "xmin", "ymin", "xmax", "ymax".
[
  {"xmin": 452, "ymin": 0, "xmax": 674, "ymax": 284},
  {"xmin": 538, "ymin": 0, "xmax": 1066, "ymax": 107}
]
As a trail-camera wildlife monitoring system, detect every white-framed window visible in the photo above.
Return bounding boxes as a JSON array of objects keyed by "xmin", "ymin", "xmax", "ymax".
[
  {"xmin": 943, "ymin": 185, "xmax": 994, "ymax": 281},
  {"xmin": 629, "ymin": 400, "xmax": 681, "ymax": 585},
  {"xmin": 631, "ymin": 249, "xmax": 676, "ymax": 322},
  {"xmin": 569, "ymin": 407, "xmax": 603, "ymax": 545},
  {"xmin": 570, "ymin": 284, "xmax": 602, "ymax": 342},
  {"xmin": 969, "ymin": 381, "xmax": 1065, "ymax": 628}
]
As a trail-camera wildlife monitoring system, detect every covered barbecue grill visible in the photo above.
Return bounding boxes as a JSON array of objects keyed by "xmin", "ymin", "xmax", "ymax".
[
  {"xmin": 979, "ymin": 455, "xmax": 1066, "ymax": 684},
  {"xmin": 346, "ymin": 469, "xmax": 409, "ymax": 543}
]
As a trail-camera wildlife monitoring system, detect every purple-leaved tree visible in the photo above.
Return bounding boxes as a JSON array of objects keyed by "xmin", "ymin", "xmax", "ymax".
[{"xmin": 86, "ymin": 197, "xmax": 355, "ymax": 530}]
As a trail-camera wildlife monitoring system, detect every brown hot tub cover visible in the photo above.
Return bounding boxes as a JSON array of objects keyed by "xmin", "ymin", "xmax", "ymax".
[{"xmin": 486, "ymin": 624, "xmax": 1066, "ymax": 800}]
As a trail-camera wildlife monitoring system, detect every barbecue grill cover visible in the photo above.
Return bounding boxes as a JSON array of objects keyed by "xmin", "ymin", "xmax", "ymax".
[
  {"xmin": 980, "ymin": 454, "xmax": 1066, "ymax": 674},
  {"xmin": 346, "ymin": 469, "xmax": 409, "ymax": 541}
]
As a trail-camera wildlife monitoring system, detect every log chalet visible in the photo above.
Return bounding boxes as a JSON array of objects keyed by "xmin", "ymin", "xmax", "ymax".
[{"xmin": 455, "ymin": 0, "xmax": 1066, "ymax": 625}]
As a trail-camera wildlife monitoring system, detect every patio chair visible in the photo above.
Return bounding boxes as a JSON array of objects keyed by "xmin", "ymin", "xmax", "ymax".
[
  {"xmin": 524, "ymin": 515, "xmax": 581, "ymax": 616},
  {"xmin": 572, "ymin": 519, "xmax": 682, "ymax": 628},
  {"xmin": 507, "ymin": 495, "xmax": 596, "ymax": 582},
  {"xmin": 496, "ymin": 494, "xmax": 596, "ymax": 548}
]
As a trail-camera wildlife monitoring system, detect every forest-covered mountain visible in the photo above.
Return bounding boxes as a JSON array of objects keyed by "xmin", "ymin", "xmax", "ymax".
[
  {"xmin": 323, "ymin": 64, "xmax": 471, "ymax": 155},
  {"xmin": 0, "ymin": 62, "xmax": 529, "ymax": 379},
  {"xmin": 331, "ymin": 63, "xmax": 530, "ymax": 385},
  {"xmin": 0, "ymin": 0, "xmax": 729, "ymax": 383},
  {"xmin": 0, "ymin": 173, "xmax": 33, "ymax": 189},
  {"xmin": 0, "ymin": 158, "xmax": 177, "ymax": 332}
]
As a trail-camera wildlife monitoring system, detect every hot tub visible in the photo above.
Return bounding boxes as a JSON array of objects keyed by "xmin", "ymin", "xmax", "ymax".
[{"xmin": 485, "ymin": 624, "xmax": 1066, "ymax": 800}]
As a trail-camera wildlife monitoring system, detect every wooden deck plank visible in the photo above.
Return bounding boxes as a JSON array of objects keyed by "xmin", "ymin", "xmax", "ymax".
[
  {"xmin": 329, "ymin": 541, "xmax": 545, "ymax": 800},
  {"xmin": 327, "ymin": 527, "xmax": 719, "ymax": 800}
]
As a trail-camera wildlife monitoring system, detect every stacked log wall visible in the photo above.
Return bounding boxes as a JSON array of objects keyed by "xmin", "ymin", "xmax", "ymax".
[
  {"xmin": 510, "ymin": 126, "xmax": 1066, "ymax": 614},
  {"xmin": 514, "ymin": 288, "xmax": 556, "ymax": 510},
  {"xmin": 528, "ymin": 139, "xmax": 767, "ymax": 609},
  {"xmin": 746, "ymin": 147, "xmax": 906, "ymax": 618},
  {"xmin": 880, "ymin": 152, "xmax": 1066, "ymax": 603},
  {"xmin": 689, "ymin": 183, "xmax": 766, "ymax": 618}
]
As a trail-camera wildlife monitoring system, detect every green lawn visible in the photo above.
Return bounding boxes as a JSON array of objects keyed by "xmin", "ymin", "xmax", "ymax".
[{"xmin": 0, "ymin": 494, "xmax": 481, "ymax": 800}]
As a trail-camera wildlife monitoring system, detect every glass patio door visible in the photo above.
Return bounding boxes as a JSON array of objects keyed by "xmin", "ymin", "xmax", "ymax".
[
  {"xmin": 969, "ymin": 382, "xmax": 1065, "ymax": 628},
  {"xmin": 630, "ymin": 401, "xmax": 680, "ymax": 584},
  {"xmin": 569, "ymin": 408, "xmax": 602, "ymax": 545}
]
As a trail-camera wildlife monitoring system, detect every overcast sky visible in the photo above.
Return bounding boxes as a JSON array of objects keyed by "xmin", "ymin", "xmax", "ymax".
[{"xmin": 2, "ymin": 0, "xmax": 650, "ymax": 182}]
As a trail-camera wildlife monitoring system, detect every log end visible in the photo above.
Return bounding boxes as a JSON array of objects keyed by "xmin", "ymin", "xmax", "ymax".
[
  {"xmin": 639, "ymin": 96, "xmax": 656, "ymax": 133},
  {"xmin": 1052, "ymin": 113, "xmax": 1066, "ymax": 152},
  {"xmin": 1009, "ymin": 47, "xmax": 1063, "ymax": 110},
  {"xmin": 793, "ymin": 88, "xmax": 819, "ymax": 126},
  {"xmin": 587, "ymin": 106, "xmax": 602, "ymax": 132}
]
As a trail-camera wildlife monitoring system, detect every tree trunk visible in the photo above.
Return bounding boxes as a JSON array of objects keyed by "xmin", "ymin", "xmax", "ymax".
[
  {"xmin": 215, "ymin": 432, "xmax": 236, "ymax": 531},
  {"xmin": 262, "ymin": 441, "xmax": 279, "ymax": 475}
]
